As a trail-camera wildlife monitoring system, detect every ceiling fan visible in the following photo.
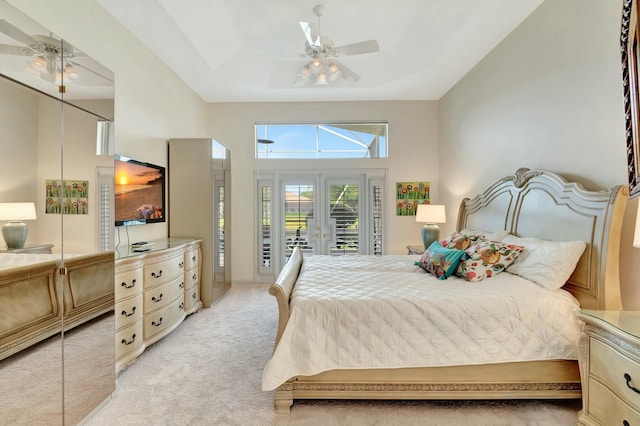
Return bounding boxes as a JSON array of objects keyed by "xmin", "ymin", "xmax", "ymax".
[
  {"xmin": 294, "ymin": 5, "xmax": 379, "ymax": 87},
  {"xmin": 0, "ymin": 19, "xmax": 110, "ymax": 86}
]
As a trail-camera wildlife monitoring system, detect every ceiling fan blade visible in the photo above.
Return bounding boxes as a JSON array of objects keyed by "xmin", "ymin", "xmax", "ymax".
[
  {"xmin": 333, "ymin": 40, "xmax": 379, "ymax": 56},
  {"xmin": 0, "ymin": 43, "xmax": 30, "ymax": 55},
  {"xmin": 0, "ymin": 20, "xmax": 39, "ymax": 47},
  {"xmin": 67, "ymin": 60, "xmax": 114, "ymax": 86},
  {"xmin": 335, "ymin": 61, "xmax": 360, "ymax": 82},
  {"xmin": 299, "ymin": 21, "xmax": 320, "ymax": 47}
]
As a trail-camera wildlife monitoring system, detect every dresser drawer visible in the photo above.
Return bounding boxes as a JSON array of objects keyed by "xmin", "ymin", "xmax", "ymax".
[
  {"xmin": 115, "ymin": 294, "xmax": 143, "ymax": 329},
  {"xmin": 143, "ymin": 275, "xmax": 184, "ymax": 314},
  {"xmin": 184, "ymin": 283, "xmax": 200, "ymax": 312},
  {"xmin": 143, "ymin": 297, "xmax": 185, "ymax": 340},
  {"xmin": 184, "ymin": 247, "xmax": 199, "ymax": 271},
  {"xmin": 185, "ymin": 268, "xmax": 199, "ymax": 291},
  {"xmin": 590, "ymin": 337, "xmax": 640, "ymax": 408},
  {"xmin": 143, "ymin": 254, "xmax": 184, "ymax": 287},
  {"xmin": 115, "ymin": 269, "xmax": 143, "ymax": 299},
  {"xmin": 115, "ymin": 321, "xmax": 143, "ymax": 360},
  {"xmin": 588, "ymin": 378, "xmax": 640, "ymax": 425}
]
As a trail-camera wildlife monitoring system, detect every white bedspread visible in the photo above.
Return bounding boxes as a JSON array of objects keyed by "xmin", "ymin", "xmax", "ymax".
[{"xmin": 262, "ymin": 255, "xmax": 581, "ymax": 391}]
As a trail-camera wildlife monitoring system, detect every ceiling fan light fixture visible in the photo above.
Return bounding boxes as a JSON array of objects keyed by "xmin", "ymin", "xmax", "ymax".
[
  {"xmin": 299, "ymin": 65, "xmax": 311, "ymax": 79},
  {"xmin": 29, "ymin": 56, "xmax": 47, "ymax": 74},
  {"xmin": 328, "ymin": 62, "xmax": 341, "ymax": 81},
  {"xmin": 64, "ymin": 63, "xmax": 80, "ymax": 80},
  {"xmin": 310, "ymin": 57, "xmax": 323, "ymax": 74},
  {"xmin": 316, "ymin": 72, "xmax": 328, "ymax": 85}
]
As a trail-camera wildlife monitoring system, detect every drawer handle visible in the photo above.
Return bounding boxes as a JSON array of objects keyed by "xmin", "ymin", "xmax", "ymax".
[
  {"xmin": 121, "ymin": 334, "xmax": 136, "ymax": 345},
  {"xmin": 179, "ymin": 261, "xmax": 184, "ymax": 268},
  {"xmin": 623, "ymin": 420, "xmax": 630, "ymax": 426},
  {"xmin": 192, "ymin": 255, "xmax": 196, "ymax": 262},
  {"xmin": 152, "ymin": 293, "xmax": 163, "ymax": 302},
  {"xmin": 152, "ymin": 317, "xmax": 163, "ymax": 327},
  {"xmin": 121, "ymin": 279, "xmax": 136, "ymax": 289},
  {"xmin": 151, "ymin": 270, "xmax": 163, "ymax": 278},
  {"xmin": 192, "ymin": 273, "xmax": 197, "ymax": 280},
  {"xmin": 192, "ymin": 292, "xmax": 197, "ymax": 299},
  {"xmin": 625, "ymin": 373, "xmax": 640, "ymax": 394},
  {"xmin": 179, "ymin": 281, "xmax": 184, "ymax": 289},
  {"xmin": 179, "ymin": 302, "xmax": 184, "ymax": 310},
  {"xmin": 121, "ymin": 306, "xmax": 136, "ymax": 317}
]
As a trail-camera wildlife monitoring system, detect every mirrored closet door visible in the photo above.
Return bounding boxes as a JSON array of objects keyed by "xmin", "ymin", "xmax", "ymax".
[{"xmin": 0, "ymin": 2, "xmax": 115, "ymax": 424}]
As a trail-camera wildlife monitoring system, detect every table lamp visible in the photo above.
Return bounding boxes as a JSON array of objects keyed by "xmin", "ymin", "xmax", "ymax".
[
  {"xmin": 416, "ymin": 204, "xmax": 446, "ymax": 250},
  {"xmin": 0, "ymin": 202, "xmax": 37, "ymax": 249}
]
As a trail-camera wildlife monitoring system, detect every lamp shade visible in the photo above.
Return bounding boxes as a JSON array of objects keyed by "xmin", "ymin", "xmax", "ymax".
[
  {"xmin": 0, "ymin": 202, "xmax": 37, "ymax": 221},
  {"xmin": 415, "ymin": 204, "xmax": 446, "ymax": 224}
]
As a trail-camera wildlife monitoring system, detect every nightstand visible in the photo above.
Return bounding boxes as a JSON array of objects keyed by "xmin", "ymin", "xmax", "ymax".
[
  {"xmin": 406, "ymin": 245, "xmax": 424, "ymax": 255},
  {"xmin": 0, "ymin": 243, "xmax": 53, "ymax": 254},
  {"xmin": 578, "ymin": 310, "xmax": 640, "ymax": 425}
]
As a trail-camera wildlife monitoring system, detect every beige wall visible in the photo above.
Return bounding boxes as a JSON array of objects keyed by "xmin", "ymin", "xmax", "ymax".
[
  {"xmin": 438, "ymin": 0, "xmax": 640, "ymax": 307},
  {"xmin": 208, "ymin": 101, "xmax": 439, "ymax": 282},
  {"xmin": 0, "ymin": 79, "xmax": 38, "ymax": 201}
]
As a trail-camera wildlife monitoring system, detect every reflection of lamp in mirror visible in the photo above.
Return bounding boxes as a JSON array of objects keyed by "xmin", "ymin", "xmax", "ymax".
[
  {"xmin": 416, "ymin": 204, "xmax": 446, "ymax": 250},
  {"xmin": 0, "ymin": 202, "xmax": 37, "ymax": 249}
]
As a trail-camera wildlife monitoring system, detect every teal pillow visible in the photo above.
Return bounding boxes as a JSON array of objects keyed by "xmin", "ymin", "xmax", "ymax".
[{"xmin": 418, "ymin": 241, "xmax": 468, "ymax": 280}]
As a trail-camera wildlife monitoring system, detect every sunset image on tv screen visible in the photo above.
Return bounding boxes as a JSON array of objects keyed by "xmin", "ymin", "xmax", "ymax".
[{"xmin": 114, "ymin": 159, "xmax": 164, "ymax": 223}]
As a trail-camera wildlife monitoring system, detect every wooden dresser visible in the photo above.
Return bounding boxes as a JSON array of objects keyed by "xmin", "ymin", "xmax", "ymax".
[
  {"xmin": 115, "ymin": 238, "xmax": 202, "ymax": 374},
  {"xmin": 578, "ymin": 310, "xmax": 640, "ymax": 425}
]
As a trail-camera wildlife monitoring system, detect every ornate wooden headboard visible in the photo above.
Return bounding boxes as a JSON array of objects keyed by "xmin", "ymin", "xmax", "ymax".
[{"xmin": 457, "ymin": 168, "xmax": 628, "ymax": 310}]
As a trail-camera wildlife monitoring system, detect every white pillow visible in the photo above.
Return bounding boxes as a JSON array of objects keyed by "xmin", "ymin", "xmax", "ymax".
[
  {"xmin": 460, "ymin": 228, "xmax": 509, "ymax": 242},
  {"xmin": 502, "ymin": 235, "xmax": 586, "ymax": 290}
]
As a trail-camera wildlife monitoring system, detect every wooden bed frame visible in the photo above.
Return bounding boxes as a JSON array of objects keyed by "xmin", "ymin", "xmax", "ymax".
[{"xmin": 267, "ymin": 168, "xmax": 628, "ymax": 413}]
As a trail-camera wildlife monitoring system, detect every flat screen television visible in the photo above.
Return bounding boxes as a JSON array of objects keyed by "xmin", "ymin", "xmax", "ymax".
[{"xmin": 114, "ymin": 155, "xmax": 166, "ymax": 226}]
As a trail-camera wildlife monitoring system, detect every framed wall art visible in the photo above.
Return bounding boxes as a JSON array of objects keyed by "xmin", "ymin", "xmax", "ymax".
[
  {"xmin": 45, "ymin": 179, "xmax": 89, "ymax": 214},
  {"xmin": 396, "ymin": 181, "xmax": 429, "ymax": 216}
]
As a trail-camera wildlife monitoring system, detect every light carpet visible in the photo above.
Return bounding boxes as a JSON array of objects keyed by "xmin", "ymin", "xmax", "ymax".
[{"xmin": 84, "ymin": 283, "xmax": 581, "ymax": 426}]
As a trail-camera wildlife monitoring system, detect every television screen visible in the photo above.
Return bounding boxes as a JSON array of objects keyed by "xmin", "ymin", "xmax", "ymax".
[{"xmin": 114, "ymin": 155, "xmax": 166, "ymax": 226}]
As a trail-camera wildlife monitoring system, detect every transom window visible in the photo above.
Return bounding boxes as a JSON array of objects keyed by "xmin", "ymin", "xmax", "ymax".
[{"xmin": 255, "ymin": 122, "xmax": 388, "ymax": 159}]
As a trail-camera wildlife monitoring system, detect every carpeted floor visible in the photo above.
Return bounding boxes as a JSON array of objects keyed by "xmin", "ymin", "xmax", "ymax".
[
  {"xmin": 1, "ymin": 312, "xmax": 115, "ymax": 426},
  {"xmin": 84, "ymin": 283, "xmax": 581, "ymax": 426}
]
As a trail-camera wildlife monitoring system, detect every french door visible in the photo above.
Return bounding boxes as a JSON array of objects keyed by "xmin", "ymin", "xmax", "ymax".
[
  {"xmin": 257, "ymin": 171, "xmax": 385, "ymax": 276},
  {"xmin": 282, "ymin": 174, "xmax": 364, "ymax": 259}
]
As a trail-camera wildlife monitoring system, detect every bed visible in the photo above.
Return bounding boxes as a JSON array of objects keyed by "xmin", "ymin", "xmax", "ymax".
[
  {"xmin": 263, "ymin": 168, "xmax": 628, "ymax": 413},
  {"xmin": 0, "ymin": 251, "xmax": 114, "ymax": 360}
]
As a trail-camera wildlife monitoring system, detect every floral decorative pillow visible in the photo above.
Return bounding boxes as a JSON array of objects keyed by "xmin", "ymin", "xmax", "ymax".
[
  {"xmin": 418, "ymin": 241, "xmax": 468, "ymax": 280},
  {"xmin": 455, "ymin": 240, "xmax": 525, "ymax": 282},
  {"xmin": 439, "ymin": 228, "xmax": 508, "ymax": 251}
]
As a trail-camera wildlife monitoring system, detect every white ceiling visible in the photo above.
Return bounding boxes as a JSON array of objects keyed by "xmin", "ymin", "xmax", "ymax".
[{"xmin": 98, "ymin": 0, "xmax": 544, "ymax": 103}]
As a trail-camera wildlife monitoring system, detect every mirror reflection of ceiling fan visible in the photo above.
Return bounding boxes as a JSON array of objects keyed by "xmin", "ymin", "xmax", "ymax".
[
  {"xmin": 0, "ymin": 19, "xmax": 111, "ymax": 86},
  {"xmin": 293, "ymin": 5, "xmax": 379, "ymax": 87}
]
